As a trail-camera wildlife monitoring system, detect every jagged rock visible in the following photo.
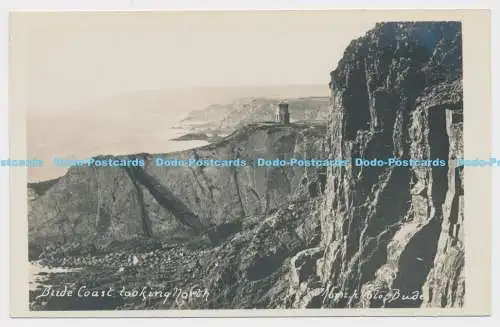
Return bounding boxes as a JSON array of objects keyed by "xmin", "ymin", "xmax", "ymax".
[{"xmin": 299, "ymin": 21, "xmax": 463, "ymax": 308}]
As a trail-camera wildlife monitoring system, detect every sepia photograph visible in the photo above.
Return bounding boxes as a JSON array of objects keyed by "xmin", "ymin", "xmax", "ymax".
[{"xmin": 7, "ymin": 10, "xmax": 492, "ymax": 316}]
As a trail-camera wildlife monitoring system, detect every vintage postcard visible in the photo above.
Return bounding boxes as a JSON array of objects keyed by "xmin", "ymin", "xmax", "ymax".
[{"xmin": 8, "ymin": 10, "xmax": 491, "ymax": 317}]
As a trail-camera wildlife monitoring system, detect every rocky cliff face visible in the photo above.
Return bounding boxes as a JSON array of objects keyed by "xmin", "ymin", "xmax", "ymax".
[
  {"xmin": 288, "ymin": 21, "xmax": 464, "ymax": 308},
  {"xmin": 29, "ymin": 21, "xmax": 464, "ymax": 310},
  {"xmin": 29, "ymin": 123, "xmax": 326, "ymax": 254}
]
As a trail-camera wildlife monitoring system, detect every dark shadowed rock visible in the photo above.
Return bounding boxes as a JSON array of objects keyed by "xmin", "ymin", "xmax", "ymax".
[{"xmin": 293, "ymin": 21, "xmax": 464, "ymax": 308}]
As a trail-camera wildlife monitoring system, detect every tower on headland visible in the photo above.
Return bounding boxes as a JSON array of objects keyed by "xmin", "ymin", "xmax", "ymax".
[{"xmin": 275, "ymin": 101, "xmax": 290, "ymax": 124}]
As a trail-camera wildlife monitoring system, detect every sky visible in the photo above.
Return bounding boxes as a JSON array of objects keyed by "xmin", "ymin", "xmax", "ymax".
[{"xmin": 10, "ymin": 11, "xmax": 378, "ymax": 113}]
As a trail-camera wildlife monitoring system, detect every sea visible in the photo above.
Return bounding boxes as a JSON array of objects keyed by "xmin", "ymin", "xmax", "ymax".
[{"xmin": 27, "ymin": 115, "xmax": 208, "ymax": 182}]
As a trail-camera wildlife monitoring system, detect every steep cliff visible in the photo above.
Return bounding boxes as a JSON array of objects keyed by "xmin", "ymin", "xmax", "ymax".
[
  {"xmin": 288, "ymin": 21, "xmax": 464, "ymax": 308},
  {"xmin": 29, "ymin": 123, "xmax": 327, "ymax": 253}
]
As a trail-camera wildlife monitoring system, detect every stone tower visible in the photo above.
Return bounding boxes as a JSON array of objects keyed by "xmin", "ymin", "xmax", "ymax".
[{"xmin": 276, "ymin": 101, "xmax": 290, "ymax": 124}]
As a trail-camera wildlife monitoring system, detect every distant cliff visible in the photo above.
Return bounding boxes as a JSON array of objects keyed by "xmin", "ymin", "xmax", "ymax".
[{"xmin": 181, "ymin": 97, "xmax": 330, "ymax": 135}]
